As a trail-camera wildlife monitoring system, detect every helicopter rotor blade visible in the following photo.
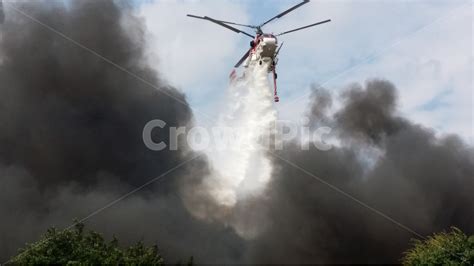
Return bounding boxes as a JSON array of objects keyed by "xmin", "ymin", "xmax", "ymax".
[
  {"xmin": 203, "ymin": 16, "xmax": 255, "ymax": 38},
  {"xmin": 276, "ymin": 19, "xmax": 331, "ymax": 36},
  {"xmin": 186, "ymin": 14, "xmax": 206, "ymax": 20},
  {"xmin": 187, "ymin": 14, "xmax": 254, "ymax": 38},
  {"xmin": 188, "ymin": 14, "xmax": 256, "ymax": 28},
  {"xmin": 213, "ymin": 20, "xmax": 257, "ymax": 29},
  {"xmin": 234, "ymin": 48, "xmax": 252, "ymax": 68},
  {"xmin": 259, "ymin": 0, "xmax": 310, "ymax": 28}
]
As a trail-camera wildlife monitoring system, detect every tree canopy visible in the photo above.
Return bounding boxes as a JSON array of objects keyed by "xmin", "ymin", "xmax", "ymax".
[
  {"xmin": 403, "ymin": 227, "xmax": 474, "ymax": 265},
  {"xmin": 9, "ymin": 222, "xmax": 473, "ymax": 264},
  {"xmin": 9, "ymin": 223, "xmax": 164, "ymax": 265}
]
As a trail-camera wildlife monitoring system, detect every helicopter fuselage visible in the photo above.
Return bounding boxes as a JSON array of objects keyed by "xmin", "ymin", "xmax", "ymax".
[{"xmin": 244, "ymin": 34, "xmax": 278, "ymax": 72}]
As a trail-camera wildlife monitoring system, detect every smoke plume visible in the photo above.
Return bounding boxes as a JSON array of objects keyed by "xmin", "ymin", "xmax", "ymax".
[
  {"xmin": 0, "ymin": 0, "xmax": 4, "ymax": 24},
  {"xmin": 0, "ymin": 0, "xmax": 240, "ymax": 263},
  {"xmin": 244, "ymin": 79, "xmax": 474, "ymax": 263},
  {"xmin": 0, "ymin": 0, "xmax": 472, "ymax": 264}
]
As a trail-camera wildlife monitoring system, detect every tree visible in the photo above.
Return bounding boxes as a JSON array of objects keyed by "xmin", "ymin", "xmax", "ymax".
[
  {"xmin": 9, "ymin": 223, "xmax": 164, "ymax": 265},
  {"xmin": 403, "ymin": 227, "xmax": 474, "ymax": 265}
]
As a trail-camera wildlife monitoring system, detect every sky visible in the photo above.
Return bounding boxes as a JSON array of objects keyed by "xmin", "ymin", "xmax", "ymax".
[{"xmin": 136, "ymin": 0, "xmax": 473, "ymax": 143}]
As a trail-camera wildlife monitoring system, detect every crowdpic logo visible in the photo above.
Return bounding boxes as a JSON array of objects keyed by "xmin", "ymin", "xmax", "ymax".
[{"xmin": 143, "ymin": 119, "xmax": 332, "ymax": 152}]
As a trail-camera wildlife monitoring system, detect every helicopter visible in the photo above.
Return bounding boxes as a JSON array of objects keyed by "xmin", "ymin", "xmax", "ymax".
[{"xmin": 187, "ymin": 0, "xmax": 331, "ymax": 102}]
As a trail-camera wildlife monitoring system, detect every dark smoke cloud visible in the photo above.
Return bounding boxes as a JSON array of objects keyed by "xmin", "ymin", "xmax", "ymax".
[
  {"xmin": 0, "ymin": 0, "xmax": 191, "ymax": 188},
  {"xmin": 334, "ymin": 80, "xmax": 409, "ymax": 145},
  {"xmin": 245, "ymin": 79, "xmax": 474, "ymax": 263},
  {"xmin": 0, "ymin": 0, "xmax": 472, "ymax": 264},
  {"xmin": 0, "ymin": 0, "xmax": 241, "ymax": 263},
  {"xmin": 0, "ymin": 0, "xmax": 4, "ymax": 24}
]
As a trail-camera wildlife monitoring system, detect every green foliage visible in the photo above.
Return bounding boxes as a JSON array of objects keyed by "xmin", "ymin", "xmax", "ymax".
[
  {"xmin": 403, "ymin": 227, "xmax": 474, "ymax": 265},
  {"xmin": 9, "ymin": 222, "xmax": 164, "ymax": 265}
]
